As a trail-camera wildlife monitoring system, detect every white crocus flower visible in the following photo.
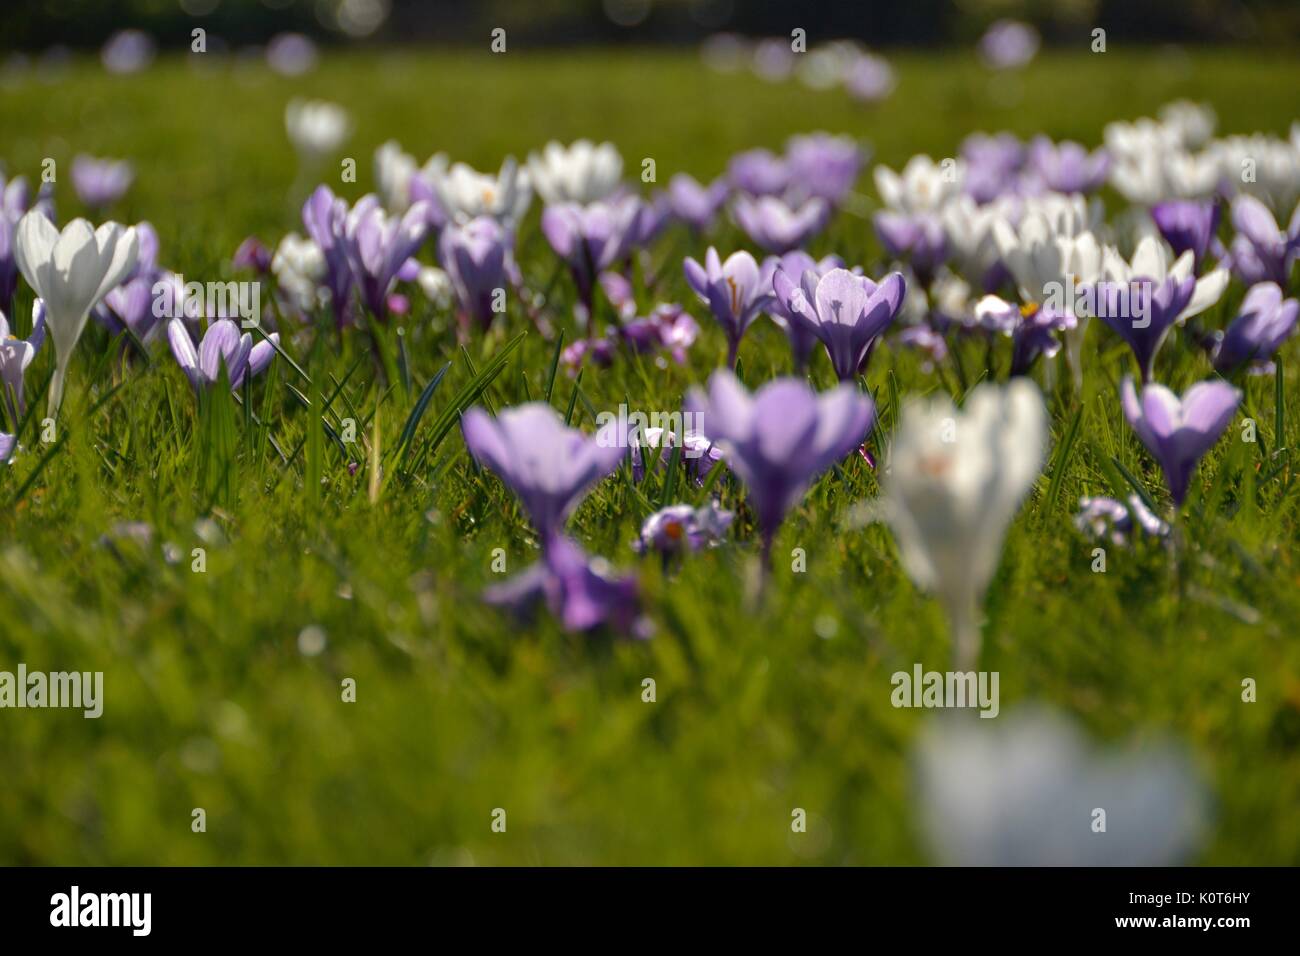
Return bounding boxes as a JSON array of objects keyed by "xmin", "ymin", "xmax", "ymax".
[
  {"xmin": 1158, "ymin": 100, "xmax": 1216, "ymax": 150},
  {"xmin": 417, "ymin": 266, "xmax": 453, "ymax": 310},
  {"xmin": 938, "ymin": 194, "xmax": 1016, "ymax": 286},
  {"xmin": 527, "ymin": 139, "xmax": 623, "ymax": 206},
  {"xmin": 993, "ymin": 203, "xmax": 1109, "ymax": 389},
  {"xmin": 1101, "ymin": 235, "xmax": 1229, "ymax": 324},
  {"xmin": 14, "ymin": 213, "xmax": 137, "ymax": 416},
  {"xmin": 285, "ymin": 98, "xmax": 350, "ymax": 164},
  {"xmin": 271, "ymin": 232, "xmax": 327, "ymax": 315},
  {"xmin": 373, "ymin": 140, "xmax": 418, "ymax": 212},
  {"xmin": 429, "ymin": 157, "xmax": 531, "ymax": 232},
  {"xmin": 880, "ymin": 380, "xmax": 1047, "ymax": 669},
  {"xmin": 1208, "ymin": 134, "xmax": 1300, "ymax": 212},
  {"xmin": 915, "ymin": 708, "xmax": 1208, "ymax": 866},
  {"xmin": 873, "ymin": 154, "xmax": 963, "ymax": 214}
]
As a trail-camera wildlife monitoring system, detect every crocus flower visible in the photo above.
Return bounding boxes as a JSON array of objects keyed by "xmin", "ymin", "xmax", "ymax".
[
  {"xmin": 727, "ymin": 148, "xmax": 789, "ymax": 197},
  {"xmin": 1093, "ymin": 274, "xmax": 1196, "ymax": 383},
  {"xmin": 285, "ymin": 99, "xmax": 350, "ymax": 165},
  {"xmin": 1, "ymin": 174, "xmax": 38, "ymax": 316},
  {"xmin": 960, "ymin": 132, "xmax": 1025, "ymax": 203},
  {"xmin": 880, "ymin": 380, "xmax": 1047, "ymax": 668},
  {"xmin": 1121, "ymin": 376, "xmax": 1241, "ymax": 507},
  {"xmin": 1151, "ymin": 199, "xmax": 1220, "ymax": 270},
  {"xmin": 771, "ymin": 266, "xmax": 906, "ymax": 381},
  {"xmin": 0, "ymin": 431, "xmax": 13, "ymax": 464},
  {"xmin": 438, "ymin": 216, "xmax": 510, "ymax": 332},
  {"xmin": 101, "ymin": 29, "xmax": 155, "ymax": 74},
  {"xmin": 232, "ymin": 236, "xmax": 272, "ymax": 275},
  {"xmin": 684, "ymin": 370, "xmax": 874, "ymax": 564},
  {"xmin": 1228, "ymin": 194, "xmax": 1299, "ymax": 286},
  {"xmin": 732, "ymin": 195, "xmax": 830, "ymax": 254},
  {"xmin": 373, "ymin": 140, "xmax": 419, "ymax": 213},
  {"xmin": 0, "ymin": 300, "xmax": 45, "ymax": 422},
  {"xmin": 683, "ymin": 247, "xmax": 773, "ymax": 368},
  {"xmin": 633, "ymin": 502, "xmax": 733, "ymax": 556},
  {"xmin": 668, "ymin": 173, "xmax": 729, "ymax": 232},
  {"xmin": 1024, "ymin": 137, "xmax": 1110, "ymax": 195},
  {"xmin": 527, "ymin": 140, "xmax": 623, "ymax": 206},
  {"xmin": 843, "ymin": 53, "xmax": 896, "ymax": 103},
  {"xmin": 1100, "ymin": 235, "xmax": 1228, "ymax": 327},
  {"xmin": 266, "ymin": 32, "xmax": 318, "ymax": 76},
  {"xmin": 71, "ymin": 155, "xmax": 133, "ymax": 211},
  {"xmin": 874, "ymin": 212, "xmax": 947, "ymax": 285},
  {"xmin": 168, "ymin": 318, "xmax": 277, "ymax": 391},
  {"xmin": 978, "ymin": 19, "xmax": 1039, "ymax": 70},
  {"xmin": 462, "ymin": 402, "xmax": 627, "ymax": 545},
  {"xmin": 762, "ymin": 251, "xmax": 843, "ymax": 371},
  {"xmin": 915, "ymin": 708, "xmax": 1206, "ymax": 865},
  {"xmin": 615, "ymin": 303, "xmax": 700, "ymax": 365},
  {"xmin": 1212, "ymin": 282, "xmax": 1298, "ymax": 375},
  {"xmin": 784, "ymin": 132, "xmax": 864, "ymax": 205},
  {"xmin": 629, "ymin": 425, "xmax": 723, "ymax": 484},
  {"xmin": 974, "ymin": 294, "xmax": 1075, "ymax": 377},
  {"xmin": 542, "ymin": 196, "xmax": 645, "ymax": 316},
  {"xmin": 340, "ymin": 194, "xmax": 431, "ymax": 320},
  {"xmin": 874, "ymin": 155, "xmax": 963, "ymax": 214},
  {"xmin": 1075, "ymin": 494, "xmax": 1170, "ymax": 546},
  {"xmin": 271, "ymin": 232, "xmax": 327, "ymax": 318},
  {"xmin": 13, "ymin": 213, "xmax": 138, "ymax": 416},
  {"xmin": 301, "ymin": 185, "xmax": 355, "ymax": 324},
  {"xmin": 93, "ymin": 221, "xmax": 163, "ymax": 343},
  {"xmin": 421, "ymin": 157, "xmax": 530, "ymax": 233},
  {"xmin": 483, "ymin": 533, "xmax": 643, "ymax": 636}
]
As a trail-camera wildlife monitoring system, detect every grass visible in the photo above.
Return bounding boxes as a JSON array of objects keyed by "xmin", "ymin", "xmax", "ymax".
[{"xmin": 1, "ymin": 47, "xmax": 1299, "ymax": 865}]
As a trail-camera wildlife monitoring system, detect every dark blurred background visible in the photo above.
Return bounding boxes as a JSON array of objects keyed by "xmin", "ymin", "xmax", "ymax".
[{"xmin": 0, "ymin": 0, "xmax": 1297, "ymax": 51}]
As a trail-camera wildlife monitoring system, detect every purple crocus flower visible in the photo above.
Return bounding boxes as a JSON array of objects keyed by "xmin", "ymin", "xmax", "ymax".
[
  {"xmin": 784, "ymin": 133, "xmax": 864, "ymax": 206},
  {"xmin": 874, "ymin": 212, "xmax": 947, "ymax": 285},
  {"xmin": 732, "ymin": 195, "xmax": 831, "ymax": 254},
  {"xmin": 438, "ymin": 215, "xmax": 510, "ymax": 333},
  {"xmin": 301, "ymin": 185, "xmax": 356, "ymax": 325},
  {"xmin": 94, "ymin": 221, "xmax": 164, "ymax": 342},
  {"xmin": 101, "ymin": 29, "xmax": 154, "ymax": 74},
  {"xmin": 727, "ymin": 148, "xmax": 789, "ymax": 197},
  {"xmin": 844, "ymin": 53, "xmax": 896, "ymax": 104},
  {"xmin": 978, "ymin": 19, "xmax": 1039, "ymax": 70},
  {"xmin": 633, "ymin": 502, "xmax": 733, "ymax": 556},
  {"xmin": 71, "ymin": 155, "xmax": 133, "ymax": 210},
  {"xmin": 1094, "ymin": 275, "xmax": 1196, "ymax": 383},
  {"xmin": 771, "ymin": 266, "xmax": 906, "ymax": 381},
  {"xmin": 685, "ymin": 370, "xmax": 875, "ymax": 563},
  {"xmin": 0, "ymin": 300, "xmax": 45, "ymax": 422},
  {"xmin": 167, "ymin": 318, "xmax": 278, "ymax": 392},
  {"xmin": 683, "ymin": 247, "xmax": 774, "ymax": 368},
  {"xmin": 616, "ymin": 303, "xmax": 700, "ymax": 364},
  {"xmin": 541, "ymin": 196, "xmax": 645, "ymax": 315},
  {"xmin": 1212, "ymin": 282, "xmax": 1298, "ymax": 374},
  {"xmin": 0, "ymin": 431, "xmax": 13, "ymax": 464},
  {"xmin": 1121, "ymin": 376, "xmax": 1241, "ymax": 507},
  {"xmin": 1151, "ymin": 200, "xmax": 1220, "ymax": 271},
  {"xmin": 667, "ymin": 173, "xmax": 729, "ymax": 232},
  {"xmin": 1075, "ymin": 494, "xmax": 1170, "ymax": 546},
  {"xmin": 1026, "ymin": 137, "xmax": 1110, "ymax": 195},
  {"xmin": 462, "ymin": 402, "xmax": 626, "ymax": 545},
  {"xmin": 629, "ymin": 425, "xmax": 723, "ymax": 484},
  {"xmin": 961, "ymin": 132, "xmax": 1025, "ymax": 203},
  {"xmin": 1228, "ymin": 195, "xmax": 1299, "ymax": 286},
  {"xmin": 341, "ymin": 194, "xmax": 431, "ymax": 320},
  {"xmin": 483, "ymin": 533, "xmax": 643, "ymax": 636},
  {"xmin": 974, "ymin": 295, "xmax": 1076, "ymax": 377},
  {"xmin": 1, "ymin": 174, "xmax": 37, "ymax": 316},
  {"xmin": 762, "ymin": 250, "xmax": 843, "ymax": 372},
  {"xmin": 232, "ymin": 236, "xmax": 273, "ymax": 275}
]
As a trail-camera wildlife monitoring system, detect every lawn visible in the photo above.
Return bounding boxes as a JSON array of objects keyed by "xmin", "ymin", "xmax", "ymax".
[{"xmin": 1, "ymin": 47, "xmax": 1299, "ymax": 865}]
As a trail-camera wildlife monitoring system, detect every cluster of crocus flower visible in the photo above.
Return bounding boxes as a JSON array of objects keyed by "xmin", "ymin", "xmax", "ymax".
[
  {"xmin": 633, "ymin": 501, "xmax": 733, "ymax": 558},
  {"xmin": 700, "ymin": 34, "xmax": 896, "ymax": 106},
  {"xmin": 1074, "ymin": 494, "xmax": 1171, "ymax": 547}
]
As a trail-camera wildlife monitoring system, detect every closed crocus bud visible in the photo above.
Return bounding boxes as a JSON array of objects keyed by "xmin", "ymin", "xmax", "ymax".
[
  {"xmin": 13, "ymin": 213, "xmax": 138, "ymax": 416},
  {"xmin": 340, "ymin": 194, "xmax": 430, "ymax": 321},
  {"xmin": 439, "ymin": 216, "xmax": 509, "ymax": 332},
  {"xmin": 880, "ymin": 379, "xmax": 1047, "ymax": 669}
]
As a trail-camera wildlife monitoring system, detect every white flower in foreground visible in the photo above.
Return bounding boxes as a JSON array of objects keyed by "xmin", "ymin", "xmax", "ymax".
[
  {"xmin": 881, "ymin": 380, "xmax": 1047, "ymax": 668},
  {"xmin": 1101, "ymin": 234, "xmax": 1229, "ymax": 324},
  {"xmin": 915, "ymin": 707, "xmax": 1208, "ymax": 866},
  {"xmin": 428, "ymin": 157, "xmax": 531, "ymax": 231},
  {"xmin": 285, "ymin": 98, "xmax": 350, "ymax": 164},
  {"xmin": 528, "ymin": 139, "xmax": 623, "ymax": 206},
  {"xmin": 373, "ymin": 140, "xmax": 419, "ymax": 212},
  {"xmin": 873, "ymin": 154, "xmax": 963, "ymax": 214},
  {"xmin": 14, "ymin": 213, "xmax": 137, "ymax": 416}
]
